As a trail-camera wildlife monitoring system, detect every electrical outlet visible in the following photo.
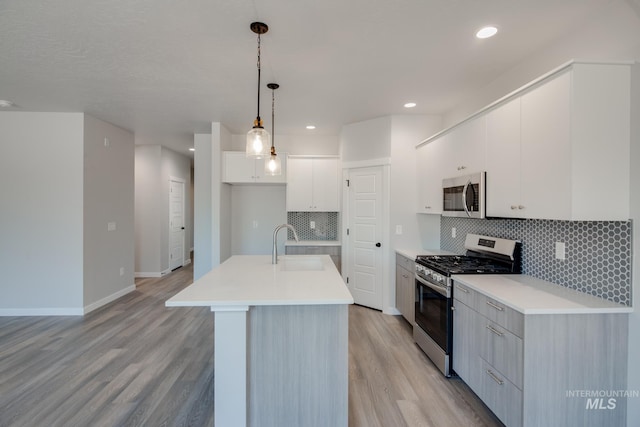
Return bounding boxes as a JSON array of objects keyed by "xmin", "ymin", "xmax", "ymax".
[
  {"xmin": 252, "ymin": 220, "xmax": 258, "ymax": 229},
  {"xmin": 310, "ymin": 221, "xmax": 316, "ymax": 229},
  {"xmin": 395, "ymin": 225, "xmax": 403, "ymax": 235},
  {"xmin": 120, "ymin": 267, "xmax": 124, "ymax": 276},
  {"xmin": 452, "ymin": 227, "xmax": 456, "ymax": 238},
  {"xmin": 107, "ymin": 221, "xmax": 116, "ymax": 231},
  {"xmin": 104, "ymin": 137, "xmax": 110, "ymax": 147},
  {"xmin": 555, "ymin": 242, "xmax": 566, "ymax": 260}
]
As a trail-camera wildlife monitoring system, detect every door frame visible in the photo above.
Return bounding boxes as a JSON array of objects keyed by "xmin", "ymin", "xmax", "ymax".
[
  {"xmin": 169, "ymin": 176, "xmax": 186, "ymax": 271},
  {"xmin": 341, "ymin": 158, "xmax": 391, "ymax": 313}
]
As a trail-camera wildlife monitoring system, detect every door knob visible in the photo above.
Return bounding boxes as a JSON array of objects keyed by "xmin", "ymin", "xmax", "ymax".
[{"xmin": 375, "ymin": 242, "xmax": 381, "ymax": 247}]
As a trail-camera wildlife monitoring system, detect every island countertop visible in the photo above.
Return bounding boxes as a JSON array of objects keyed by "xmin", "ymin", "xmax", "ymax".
[{"xmin": 165, "ymin": 254, "xmax": 354, "ymax": 308}]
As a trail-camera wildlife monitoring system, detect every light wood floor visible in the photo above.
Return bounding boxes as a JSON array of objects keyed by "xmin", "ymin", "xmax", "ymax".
[{"xmin": 0, "ymin": 265, "xmax": 503, "ymax": 427}]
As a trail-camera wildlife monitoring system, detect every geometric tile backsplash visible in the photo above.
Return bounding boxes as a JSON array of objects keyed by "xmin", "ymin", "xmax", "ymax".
[
  {"xmin": 441, "ymin": 217, "xmax": 632, "ymax": 306},
  {"xmin": 287, "ymin": 212, "xmax": 339, "ymax": 241}
]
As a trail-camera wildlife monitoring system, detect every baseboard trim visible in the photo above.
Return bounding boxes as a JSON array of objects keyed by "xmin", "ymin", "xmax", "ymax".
[
  {"xmin": 0, "ymin": 307, "xmax": 84, "ymax": 317},
  {"xmin": 183, "ymin": 259, "xmax": 192, "ymax": 266},
  {"xmin": 135, "ymin": 269, "xmax": 170, "ymax": 278},
  {"xmin": 83, "ymin": 284, "xmax": 136, "ymax": 315},
  {"xmin": 384, "ymin": 307, "xmax": 402, "ymax": 316}
]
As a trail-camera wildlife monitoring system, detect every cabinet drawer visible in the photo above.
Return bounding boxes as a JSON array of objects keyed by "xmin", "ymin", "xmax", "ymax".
[
  {"xmin": 477, "ymin": 294, "xmax": 524, "ymax": 338},
  {"xmin": 479, "ymin": 320, "xmax": 523, "ymax": 389},
  {"xmin": 395, "ymin": 254, "xmax": 415, "ymax": 271},
  {"xmin": 453, "ymin": 282, "xmax": 477, "ymax": 308},
  {"xmin": 480, "ymin": 359, "xmax": 523, "ymax": 427}
]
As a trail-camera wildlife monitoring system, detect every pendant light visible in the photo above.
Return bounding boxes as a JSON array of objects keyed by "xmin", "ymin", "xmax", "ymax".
[
  {"xmin": 265, "ymin": 83, "xmax": 282, "ymax": 176},
  {"xmin": 246, "ymin": 22, "xmax": 270, "ymax": 158}
]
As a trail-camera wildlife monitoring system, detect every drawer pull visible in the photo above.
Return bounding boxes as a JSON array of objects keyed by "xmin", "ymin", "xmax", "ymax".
[
  {"xmin": 486, "ymin": 300, "xmax": 504, "ymax": 311},
  {"xmin": 458, "ymin": 286, "xmax": 469, "ymax": 294},
  {"xmin": 486, "ymin": 324, "xmax": 504, "ymax": 337},
  {"xmin": 486, "ymin": 369, "xmax": 504, "ymax": 385}
]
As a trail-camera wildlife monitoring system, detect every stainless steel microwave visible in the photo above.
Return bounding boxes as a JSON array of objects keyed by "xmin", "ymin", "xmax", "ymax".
[{"xmin": 442, "ymin": 172, "xmax": 486, "ymax": 218}]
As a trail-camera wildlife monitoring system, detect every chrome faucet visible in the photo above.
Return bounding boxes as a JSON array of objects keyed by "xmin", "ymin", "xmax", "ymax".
[{"xmin": 272, "ymin": 224, "xmax": 299, "ymax": 264}]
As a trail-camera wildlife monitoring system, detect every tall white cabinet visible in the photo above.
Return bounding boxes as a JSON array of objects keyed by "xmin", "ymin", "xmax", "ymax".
[{"xmin": 287, "ymin": 157, "xmax": 340, "ymax": 212}]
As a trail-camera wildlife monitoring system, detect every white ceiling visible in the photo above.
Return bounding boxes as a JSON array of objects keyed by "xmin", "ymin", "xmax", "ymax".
[{"xmin": 0, "ymin": 0, "xmax": 625, "ymax": 156}]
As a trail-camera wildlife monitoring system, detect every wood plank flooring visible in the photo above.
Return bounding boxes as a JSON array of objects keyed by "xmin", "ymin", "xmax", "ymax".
[{"xmin": 0, "ymin": 265, "xmax": 503, "ymax": 427}]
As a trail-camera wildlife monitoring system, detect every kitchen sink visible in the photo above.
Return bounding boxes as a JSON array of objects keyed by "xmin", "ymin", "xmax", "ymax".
[{"xmin": 279, "ymin": 256, "xmax": 324, "ymax": 271}]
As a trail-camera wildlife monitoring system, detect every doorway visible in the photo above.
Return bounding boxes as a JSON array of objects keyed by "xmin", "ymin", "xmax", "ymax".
[{"xmin": 169, "ymin": 177, "xmax": 185, "ymax": 271}]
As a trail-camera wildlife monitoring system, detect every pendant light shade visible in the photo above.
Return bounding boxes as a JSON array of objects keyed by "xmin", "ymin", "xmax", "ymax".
[
  {"xmin": 246, "ymin": 22, "xmax": 270, "ymax": 158},
  {"xmin": 265, "ymin": 83, "xmax": 282, "ymax": 176}
]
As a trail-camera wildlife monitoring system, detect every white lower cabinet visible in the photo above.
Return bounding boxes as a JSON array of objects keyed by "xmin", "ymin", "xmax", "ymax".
[{"xmin": 453, "ymin": 281, "xmax": 628, "ymax": 427}]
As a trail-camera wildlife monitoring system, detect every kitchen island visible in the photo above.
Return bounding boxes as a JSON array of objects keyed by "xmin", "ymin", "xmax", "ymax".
[{"xmin": 165, "ymin": 254, "xmax": 353, "ymax": 427}]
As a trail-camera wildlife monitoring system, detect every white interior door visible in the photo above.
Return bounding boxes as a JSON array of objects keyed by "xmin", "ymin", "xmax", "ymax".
[
  {"xmin": 346, "ymin": 166, "xmax": 383, "ymax": 310},
  {"xmin": 169, "ymin": 177, "xmax": 185, "ymax": 270}
]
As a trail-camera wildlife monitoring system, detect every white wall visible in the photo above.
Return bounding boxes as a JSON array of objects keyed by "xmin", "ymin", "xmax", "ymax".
[
  {"xmin": 194, "ymin": 133, "xmax": 213, "ymax": 280},
  {"xmin": 193, "ymin": 123, "xmax": 233, "ymax": 280},
  {"xmin": 231, "ymin": 186, "xmax": 287, "ymax": 255},
  {"xmin": 135, "ymin": 145, "xmax": 162, "ymax": 274},
  {"xmin": 0, "ymin": 112, "xmax": 84, "ymax": 314},
  {"xmin": 340, "ymin": 117, "xmax": 391, "ymax": 162},
  {"xmin": 83, "ymin": 115, "xmax": 135, "ymax": 308}
]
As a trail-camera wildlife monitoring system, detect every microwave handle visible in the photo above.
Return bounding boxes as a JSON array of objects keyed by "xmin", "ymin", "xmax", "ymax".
[{"xmin": 462, "ymin": 179, "xmax": 472, "ymax": 217}]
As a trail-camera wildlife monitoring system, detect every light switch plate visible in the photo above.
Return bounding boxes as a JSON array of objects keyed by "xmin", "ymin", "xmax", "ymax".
[
  {"xmin": 310, "ymin": 221, "xmax": 316, "ymax": 229},
  {"xmin": 452, "ymin": 227, "xmax": 456, "ymax": 238},
  {"xmin": 395, "ymin": 225, "xmax": 403, "ymax": 235}
]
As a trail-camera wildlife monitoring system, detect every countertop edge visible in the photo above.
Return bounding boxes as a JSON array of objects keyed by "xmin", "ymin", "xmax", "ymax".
[{"xmin": 452, "ymin": 274, "xmax": 632, "ymax": 315}]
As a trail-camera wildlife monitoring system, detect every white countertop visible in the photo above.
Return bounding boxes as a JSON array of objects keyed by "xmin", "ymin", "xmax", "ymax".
[
  {"xmin": 285, "ymin": 240, "xmax": 341, "ymax": 246},
  {"xmin": 452, "ymin": 274, "xmax": 633, "ymax": 315},
  {"xmin": 165, "ymin": 255, "xmax": 354, "ymax": 309}
]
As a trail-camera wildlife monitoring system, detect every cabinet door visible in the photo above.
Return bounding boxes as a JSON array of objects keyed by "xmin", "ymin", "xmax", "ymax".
[
  {"xmin": 520, "ymin": 71, "xmax": 571, "ymax": 219},
  {"xmin": 395, "ymin": 264, "xmax": 413, "ymax": 323},
  {"xmin": 223, "ymin": 152, "xmax": 256, "ymax": 183},
  {"xmin": 442, "ymin": 116, "xmax": 486, "ymax": 178},
  {"xmin": 312, "ymin": 158, "xmax": 339, "ymax": 211},
  {"xmin": 485, "ymin": 98, "xmax": 522, "ymax": 217},
  {"xmin": 416, "ymin": 138, "xmax": 444, "ymax": 214},
  {"xmin": 286, "ymin": 158, "xmax": 314, "ymax": 211},
  {"xmin": 453, "ymin": 300, "xmax": 480, "ymax": 391},
  {"xmin": 256, "ymin": 154, "xmax": 287, "ymax": 184}
]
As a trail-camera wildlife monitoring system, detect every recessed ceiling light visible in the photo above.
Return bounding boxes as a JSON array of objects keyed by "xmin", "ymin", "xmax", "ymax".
[
  {"xmin": 0, "ymin": 100, "xmax": 16, "ymax": 108},
  {"xmin": 189, "ymin": 148, "xmax": 195, "ymax": 152},
  {"xmin": 476, "ymin": 26, "xmax": 498, "ymax": 39},
  {"xmin": 404, "ymin": 102, "xmax": 417, "ymax": 108},
  {"xmin": 306, "ymin": 125, "xmax": 316, "ymax": 130}
]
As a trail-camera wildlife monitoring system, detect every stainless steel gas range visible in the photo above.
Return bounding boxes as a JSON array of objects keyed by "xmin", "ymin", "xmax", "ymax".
[{"xmin": 413, "ymin": 234, "xmax": 521, "ymax": 377}]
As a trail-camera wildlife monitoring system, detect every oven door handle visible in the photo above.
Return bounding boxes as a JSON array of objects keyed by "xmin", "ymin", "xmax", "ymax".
[{"xmin": 415, "ymin": 274, "xmax": 450, "ymax": 298}]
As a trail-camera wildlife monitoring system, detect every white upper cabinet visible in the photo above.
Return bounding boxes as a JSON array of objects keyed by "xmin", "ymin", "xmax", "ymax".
[
  {"xmin": 287, "ymin": 157, "xmax": 340, "ymax": 212},
  {"xmin": 485, "ymin": 97, "xmax": 522, "ymax": 218},
  {"xmin": 222, "ymin": 151, "xmax": 287, "ymax": 184},
  {"xmin": 519, "ymin": 70, "xmax": 572, "ymax": 219},
  {"xmin": 440, "ymin": 116, "xmax": 487, "ymax": 179},
  {"xmin": 484, "ymin": 62, "xmax": 629, "ymax": 220},
  {"xmin": 416, "ymin": 135, "xmax": 445, "ymax": 214}
]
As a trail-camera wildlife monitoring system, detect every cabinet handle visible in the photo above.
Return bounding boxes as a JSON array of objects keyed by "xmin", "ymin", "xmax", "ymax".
[
  {"xmin": 486, "ymin": 369, "xmax": 504, "ymax": 385},
  {"xmin": 458, "ymin": 286, "xmax": 469, "ymax": 294},
  {"xmin": 457, "ymin": 166, "xmax": 466, "ymax": 171},
  {"xmin": 425, "ymin": 206, "xmax": 431, "ymax": 209},
  {"xmin": 486, "ymin": 324, "xmax": 504, "ymax": 337},
  {"xmin": 510, "ymin": 205, "xmax": 518, "ymax": 210},
  {"xmin": 486, "ymin": 300, "xmax": 504, "ymax": 311},
  {"xmin": 518, "ymin": 205, "xmax": 525, "ymax": 210},
  {"xmin": 402, "ymin": 274, "xmax": 408, "ymax": 279}
]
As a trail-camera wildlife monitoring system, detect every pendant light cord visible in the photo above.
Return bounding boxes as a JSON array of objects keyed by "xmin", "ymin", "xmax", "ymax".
[
  {"xmin": 256, "ymin": 33, "xmax": 262, "ymax": 121},
  {"xmin": 271, "ymin": 86, "xmax": 275, "ymax": 149}
]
